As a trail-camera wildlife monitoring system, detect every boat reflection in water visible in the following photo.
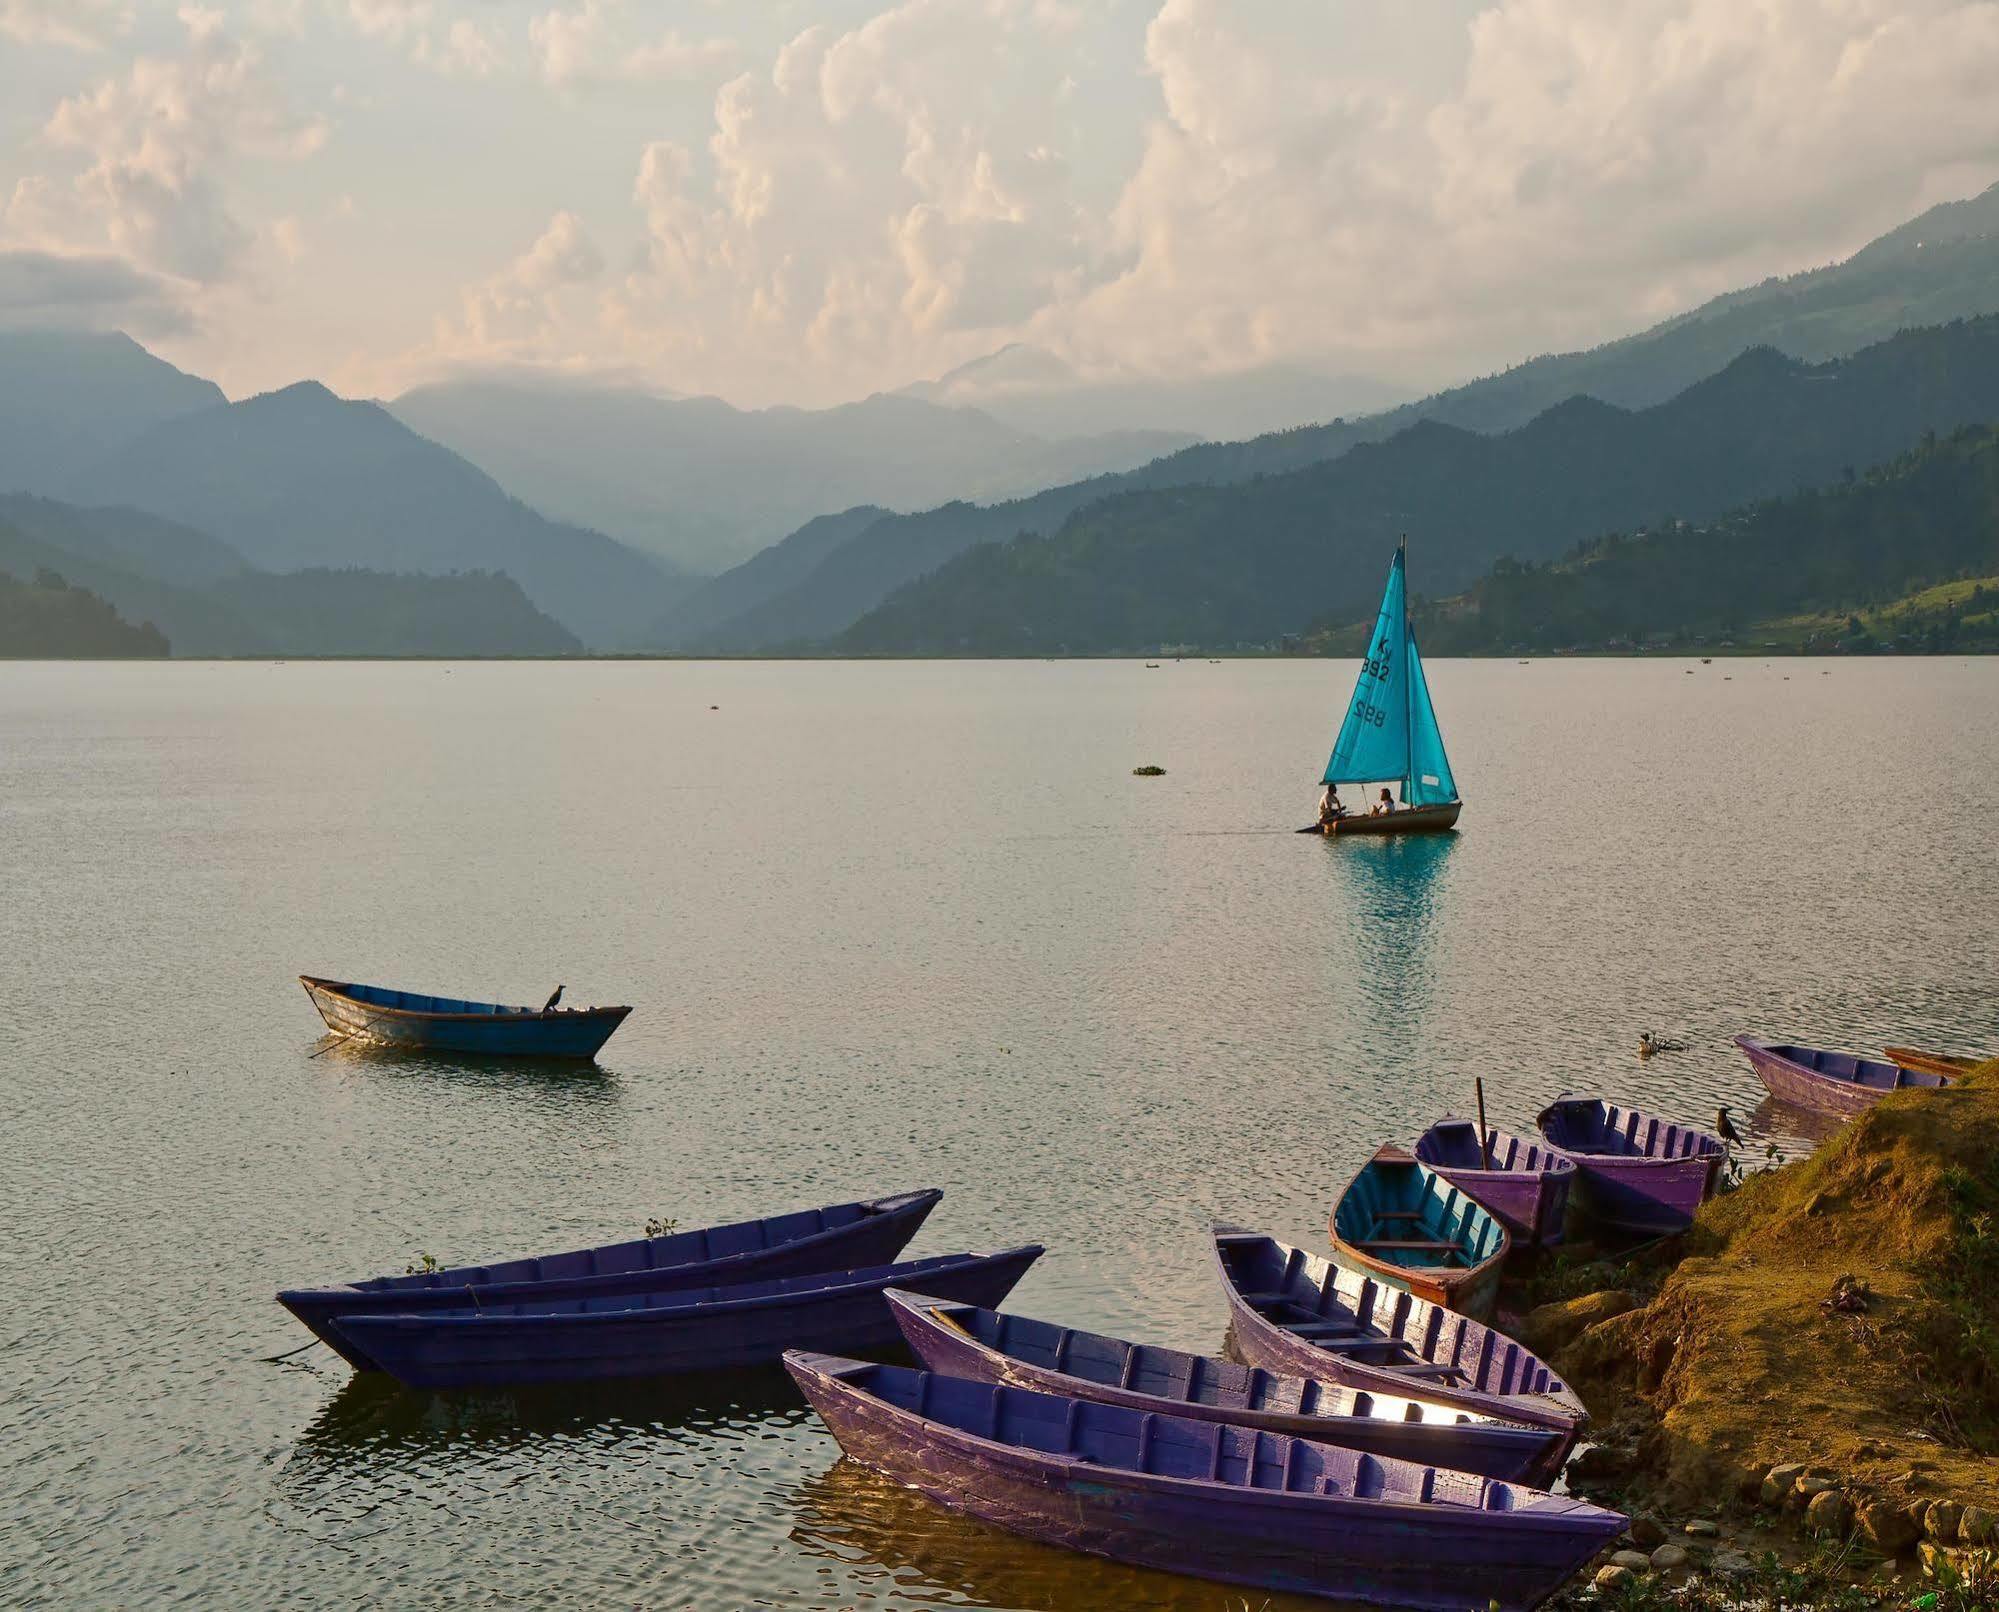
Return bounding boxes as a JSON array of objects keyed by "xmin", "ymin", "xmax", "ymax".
[
  {"xmin": 306, "ymin": 1034, "xmax": 625, "ymax": 1102},
  {"xmin": 1337, "ymin": 832, "xmax": 1457, "ymax": 1035},
  {"xmin": 788, "ymin": 1459, "xmax": 1342, "ymax": 1612},
  {"xmin": 287, "ymin": 1362, "xmax": 812, "ymax": 1472}
]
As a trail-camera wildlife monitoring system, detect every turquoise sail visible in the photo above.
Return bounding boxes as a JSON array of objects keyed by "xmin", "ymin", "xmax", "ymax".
[{"xmin": 1321, "ymin": 544, "xmax": 1458, "ymax": 805}]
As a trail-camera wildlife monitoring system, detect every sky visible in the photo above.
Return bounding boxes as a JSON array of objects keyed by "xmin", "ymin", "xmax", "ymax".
[{"xmin": 4, "ymin": 0, "xmax": 1999, "ymax": 408}]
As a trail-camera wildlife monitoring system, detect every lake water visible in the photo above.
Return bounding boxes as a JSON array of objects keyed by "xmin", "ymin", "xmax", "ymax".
[{"xmin": 2, "ymin": 656, "xmax": 1994, "ymax": 1610}]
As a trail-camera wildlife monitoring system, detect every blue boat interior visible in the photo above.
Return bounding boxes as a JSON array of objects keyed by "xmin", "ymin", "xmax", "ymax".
[
  {"xmin": 1415, "ymin": 1121, "xmax": 1573, "ymax": 1177},
  {"xmin": 1773, "ymin": 1044, "xmax": 1950, "ymax": 1091},
  {"xmin": 355, "ymin": 1196, "xmax": 911, "ymax": 1294},
  {"xmin": 809, "ymin": 1358, "xmax": 1538, "ymax": 1509},
  {"xmin": 334, "ymin": 981, "xmax": 560, "ymax": 1016},
  {"xmin": 365, "ymin": 1249, "xmax": 1040, "ymax": 1321},
  {"xmin": 1539, "ymin": 1098, "xmax": 1724, "ymax": 1161},
  {"xmin": 919, "ymin": 1299, "xmax": 1486, "ymax": 1427},
  {"xmin": 1217, "ymin": 1233, "xmax": 1570, "ymax": 1403},
  {"xmin": 1332, "ymin": 1158, "xmax": 1507, "ymax": 1270}
]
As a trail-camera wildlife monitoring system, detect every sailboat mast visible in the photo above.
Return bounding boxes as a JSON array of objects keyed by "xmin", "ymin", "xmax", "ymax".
[{"xmin": 1400, "ymin": 536, "xmax": 1414, "ymax": 803}]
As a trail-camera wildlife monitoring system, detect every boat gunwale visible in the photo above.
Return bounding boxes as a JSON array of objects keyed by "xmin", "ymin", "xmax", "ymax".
[
  {"xmin": 785, "ymin": 1351, "xmax": 1615, "ymax": 1532},
  {"xmin": 1412, "ymin": 1118, "xmax": 1578, "ymax": 1183},
  {"xmin": 1534, "ymin": 1093, "xmax": 1726, "ymax": 1168},
  {"xmin": 1737, "ymin": 1034, "xmax": 1957, "ymax": 1093},
  {"xmin": 338, "ymin": 1246, "xmax": 1045, "ymax": 1330}
]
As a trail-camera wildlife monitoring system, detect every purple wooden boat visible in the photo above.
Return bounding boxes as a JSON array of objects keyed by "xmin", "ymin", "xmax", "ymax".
[
  {"xmin": 333, "ymin": 1246, "xmax": 1041, "ymax": 1389},
  {"xmin": 786, "ymin": 1353, "xmax": 1624, "ymax": 1612},
  {"xmin": 886, "ymin": 1289, "xmax": 1568, "ymax": 1484},
  {"xmin": 1535, "ymin": 1096, "xmax": 1724, "ymax": 1236},
  {"xmin": 277, "ymin": 1189, "xmax": 942, "ymax": 1369},
  {"xmin": 1736, "ymin": 1035, "xmax": 1955, "ymax": 1118},
  {"xmin": 1413, "ymin": 1118, "xmax": 1576, "ymax": 1249},
  {"xmin": 1212, "ymin": 1229, "xmax": 1585, "ymax": 1442}
]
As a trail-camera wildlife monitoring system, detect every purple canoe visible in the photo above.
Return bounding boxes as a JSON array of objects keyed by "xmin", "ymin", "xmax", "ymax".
[
  {"xmin": 1736, "ymin": 1035, "xmax": 1955, "ymax": 1118},
  {"xmin": 787, "ymin": 1353, "xmax": 1623, "ymax": 1612},
  {"xmin": 1535, "ymin": 1096, "xmax": 1724, "ymax": 1236},
  {"xmin": 336, "ymin": 1246, "xmax": 1041, "ymax": 1390},
  {"xmin": 886, "ymin": 1288, "xmax": 1569, "ymax": 1484},
  {"xmin": 1213, "ymin": 1229, "xmax": 1586, "ymax": 1442},
  {"xmin": 278, "ymin": 1188, "xmax": 942, "ymax": 1369},
  {"xmin": 1413, "ymin": 1118, "xmax": 1576, "ymax": 1249}
]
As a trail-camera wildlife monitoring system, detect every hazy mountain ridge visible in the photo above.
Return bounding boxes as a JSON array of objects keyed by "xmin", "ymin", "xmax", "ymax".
[
  {"xmin": 671, "ymin": 181, "xmax": 1999, "ymax": 652},
  {"xmin": 0, "ymin": 499, "xmax": 578, "ymax": 656},
  {"xmin": 835, "ymin": 318, "xmax": 1999, "ymax": 653},
  {"xmin": 63, "ymin": 381, "xmax": 684, "ymax": 648},
  {"xmin": 388, "ymin": 378, "xmax": 1196, "ymax": 574}
]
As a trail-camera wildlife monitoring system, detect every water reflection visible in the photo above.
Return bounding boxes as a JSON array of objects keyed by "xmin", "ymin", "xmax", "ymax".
[
  {"xmin": 290, "ymin": 1364, "xmax": 810, "ymax": 1468},
  {"xmin": 1325, "ymin": 833, "xmax": 1457, "ymax": 1034},
  {"xmin": 307, "ymin": 1035, "xmax": 625, "ymax": 1100},
  {"xmin": 789, "ymin": 1460, "xmax": 1343, "ymax": 1612}
]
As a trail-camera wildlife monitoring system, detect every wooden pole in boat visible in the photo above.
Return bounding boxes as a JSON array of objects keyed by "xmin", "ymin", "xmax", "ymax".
[{"xmin": 1475, "ymin": 1077, "xmax": 1493, "ymax": 1170}]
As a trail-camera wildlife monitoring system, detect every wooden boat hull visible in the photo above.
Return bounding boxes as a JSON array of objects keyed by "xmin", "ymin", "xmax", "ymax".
[
  {"xmin": 787, "ymin": 1354, "xmax": 1622, "ymax": 1612},
  {"xmin": 1737, "ymin": 1036, "xmax": 1955, "ymax": 1116},
  {"xmin": 886, "ymin": 1290, "xmax": 1568, "ymax": 1484},
  {"xmin": 1212, "ymin": 1229, "xmax": 1585, "ymax": 1443},
  {"xmin": 334, "ymin": 1247, "xmax": 1042, "ymax": 1389},
  {"xmin": 1413, "ymin": 1119, "xmax": 1576, "ymax": 1249},
  {"xmin": 1312, "ymin": 801, "xmax": 1462, "ymax": 836},
  {"xmin": 1884, "ymin": 1045, "xmax": 1979, "ymax": 1080},
  {"xmin": 300, "ymin": 975, "xmax": 630, "ymax": 1059},
  {"xmin": 1328, "ymin": 1147, "xmax": 1509, "ymax": 1320},
  {"xmin": 277, "ymin": 1188, "xmax": 942, "ymax": 1369},
  {"xmin": 1535, "ymin": 1096, "xmax": 1723, "ymax": 1236}
]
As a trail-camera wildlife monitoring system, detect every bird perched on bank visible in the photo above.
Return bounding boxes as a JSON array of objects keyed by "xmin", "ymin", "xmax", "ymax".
[
  {"xmin": 1715, "ymin": 1105, "xmax": 1744, "ymax": 1145},
  {"xmin": 542, "ymin": 985, "xmax": 564, "ymax": 1013}
]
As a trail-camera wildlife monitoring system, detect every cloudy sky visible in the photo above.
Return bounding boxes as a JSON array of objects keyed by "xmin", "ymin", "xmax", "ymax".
[{"xmin": 5, "ymin": 0, "xmax": 1999, "ymax": 407}]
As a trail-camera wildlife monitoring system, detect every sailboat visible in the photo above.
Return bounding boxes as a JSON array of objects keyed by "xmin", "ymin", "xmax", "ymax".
[{"xmin": 1306, "ymin": 540, "xmax": 1462, "ymax": 836}]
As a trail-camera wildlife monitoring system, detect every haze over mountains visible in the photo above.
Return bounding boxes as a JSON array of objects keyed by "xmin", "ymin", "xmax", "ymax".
[
  {"xmin": 6, "ymin": 181, "xmax": 1999, "ymax": 659},
  {"xmin": 389, "ymin": 378, "xmax": 1197, "ymax": 574}
]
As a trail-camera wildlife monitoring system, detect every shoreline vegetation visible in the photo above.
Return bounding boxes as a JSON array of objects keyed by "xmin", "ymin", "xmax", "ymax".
[{"xmin": 1531, "ymin": 1058, "xmax": 1999, "ymax": 1609}]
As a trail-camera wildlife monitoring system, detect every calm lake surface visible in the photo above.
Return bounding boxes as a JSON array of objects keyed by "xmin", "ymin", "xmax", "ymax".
[{"xmin": 3, "ymin": 657, "xmax": 1995, "ymax": 1610}]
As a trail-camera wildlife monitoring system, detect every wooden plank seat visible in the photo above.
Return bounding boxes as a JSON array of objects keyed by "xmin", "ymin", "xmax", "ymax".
[{"xmin": 1354, "ymin": 1239, "xmax": 1466, "ymax": 1254}]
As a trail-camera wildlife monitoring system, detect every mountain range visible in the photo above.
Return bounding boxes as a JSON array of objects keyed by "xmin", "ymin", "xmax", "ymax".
[
  {"xmin": 837, "ymin": 318, "xmax": 1999, "ymax": 653},
  {"xmin": 653, "ymin": 180, "xmax": 1999, "ymax": 652},
  {"xmin": 0, "ymin": 495, "xmax": 577, "ymax": 656},
  {"xmin": 388, "ymin": 377, "xmax": 1196, "ymax": 574}
]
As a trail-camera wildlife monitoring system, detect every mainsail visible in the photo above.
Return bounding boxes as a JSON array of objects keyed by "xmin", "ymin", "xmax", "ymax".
[{"xmin": 1321, "ymin": 543, "xmax": 1458, "ymax": 806}]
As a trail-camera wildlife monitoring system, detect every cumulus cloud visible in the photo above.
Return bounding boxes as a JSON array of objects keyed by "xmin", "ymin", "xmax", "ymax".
[
  {"xmin": 530, "ymin": 0, "xmax": 736, "ymax": 85},
  {"xmin": 28, "ymin": 7, "xmax": 326, "ymax": 283},
  {"xmin": 0, "ymin": 0, "xmax": 127, "ymax": 50},
  {"xmin": 429, "ymin": 210, "xmax": 607, "ymax": 361}
]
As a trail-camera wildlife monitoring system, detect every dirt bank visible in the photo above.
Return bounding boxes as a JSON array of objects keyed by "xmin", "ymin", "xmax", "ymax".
[{"xmin": 1553, "ymin": 1057, "xmax": 1999, "ymax": 1514}]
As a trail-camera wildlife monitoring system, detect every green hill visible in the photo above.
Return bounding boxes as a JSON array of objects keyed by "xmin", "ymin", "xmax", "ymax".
[
  {"xmin": 0, "ymin": 568, "xmax": 168, "ymax": 657},
  {"xmin": 839, "ymin": 318, "xmax": 1999, "ymax": 655},
  {"xmin": 1389, "ymin": 427, "xmax": 1999, "ymax": 656}
]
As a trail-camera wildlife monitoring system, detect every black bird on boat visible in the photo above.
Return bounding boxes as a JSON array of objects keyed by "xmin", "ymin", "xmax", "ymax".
[{"xmin": 543, "ymin": 985, "xmax": 565, "ymax": 1012}]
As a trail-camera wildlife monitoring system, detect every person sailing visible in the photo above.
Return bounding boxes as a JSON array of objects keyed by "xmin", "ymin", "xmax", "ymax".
[
  {"xmin": 1372, "ymin": 787, "xmax": 1396, "ymax": 816},
  {"xmin": 1318, "ymin": 783, "xmax": 1345, "ymax": 825}
]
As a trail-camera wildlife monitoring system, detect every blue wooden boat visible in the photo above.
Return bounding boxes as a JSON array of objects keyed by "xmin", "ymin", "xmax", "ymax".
[
  {"xmin": 336, "ymin": 1247, "xmax": 1043, "ymax": 1389},
  {"xmin": 1212, "ymin": 1228, "xmax": 1586, "ymax": 1439},
  {"xmin": 885, "ymin": 1289, "xmax": 1570, "ymax": 1484},
  {"xmin": 1413, "ymin": 1118, "xmax": 1576, "ymax": 1249},
  {"xmin": 1329, "ymin": 1145, "xmax": 1510, "ymax": 1319},
  {"xmin": 786, "ymin": 1353, "xmax": 1624, "ymax": 1612},
  {"xmin": 1536, "ymin": 1095, "xmax": 1724, "ymax": 1235},
  {"xmin": 277, "ymin": 1188, "xmax": 942, "ymax": 1369},
  {"xmin": 299, "ymin": 975, "xmax": 631, "ymax": 1059}
]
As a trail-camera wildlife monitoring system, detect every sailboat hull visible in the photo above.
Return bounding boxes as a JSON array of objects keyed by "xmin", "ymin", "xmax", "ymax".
[{"xmin": 1316, "ymin": 802, "xmax": 1461, "ymax": 836}]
